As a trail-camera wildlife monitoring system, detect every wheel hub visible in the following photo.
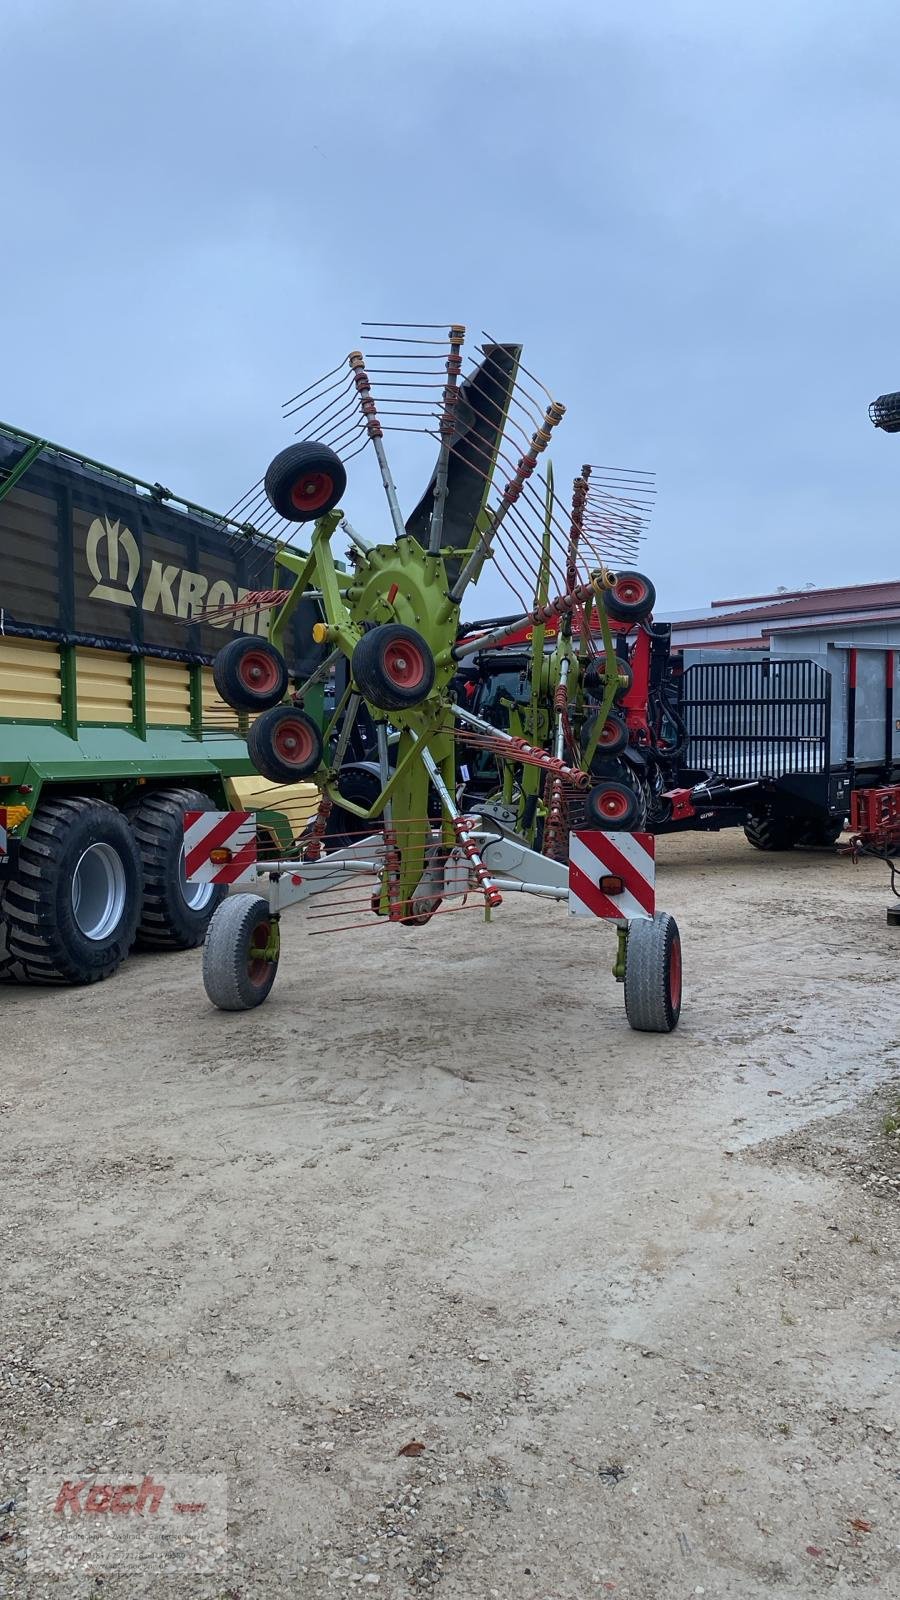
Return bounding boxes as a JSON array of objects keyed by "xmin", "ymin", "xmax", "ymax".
[
  {"xmin": 71, "ymin": 842, "xmax": 128, "ymax": 941},
  {"xmin": 178, "ymin": 842, "xmax": 215, "ymax": 912}
]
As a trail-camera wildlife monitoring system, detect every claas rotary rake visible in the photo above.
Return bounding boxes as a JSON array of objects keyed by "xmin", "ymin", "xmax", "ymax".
[{"xmin": 186, "ymin": 325, "xmax": 683, "ymax": 1032}]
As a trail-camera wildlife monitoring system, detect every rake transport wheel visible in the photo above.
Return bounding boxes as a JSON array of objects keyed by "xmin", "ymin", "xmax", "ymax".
[
  {"xmin": 583, "ymin": 710, "xmax": 629, "ymax": 760},
  {"xmin": 351, "ymin": 624, "xmax": 436, "ymax": 712},
  {"xmin": 126, "ymin": 787, "xmax": 225, "ymax": 950},
  {"xmin": 624, "ymin": 911, "xmax": 682, "ymax": 1033},
  {"xmin": 248, "ymin": 706, "xmax": 324, "ymax": 784},
  {"xmin": 398, "ymin": 843, "xmax": 447, "ymax": 927},
  {"xmin": 0, "ymin": 797, "xmax": 141, "ymax": 984},
  {"xmin": 604, "ymin": 570, "xmax": 657, "ymax": 624},
  {"xmin": 585, "ymin": 657, "xmax": 634, "ymax": 702},
  {"xmin": 264, "ymin": 440, "xmax": 347, "ymax": 523},
  {"xmin": 203, "ymin": 894, "xmax": 281, "ymax": 1010},
  {"xmin": 300, "ymin": 763, "xmax": 385, "ymax": 852},
  {"xmin": 585, "ymin": 779, "xmax": 644, "ymax": 830},
  {"xmin": 212, "ymin": 636, "xmax": 289, "ymax": 713}
]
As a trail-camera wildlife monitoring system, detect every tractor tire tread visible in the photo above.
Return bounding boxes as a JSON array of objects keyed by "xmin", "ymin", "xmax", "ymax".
[{"xmin": 0, "ymin": 796, "xmax": 141, "ymax": 984}]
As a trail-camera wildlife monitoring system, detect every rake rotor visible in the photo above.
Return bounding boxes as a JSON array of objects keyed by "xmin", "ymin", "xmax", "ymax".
[{"xmin": 200, "ymin": 325, "xmax": 653, "ymax": 625}]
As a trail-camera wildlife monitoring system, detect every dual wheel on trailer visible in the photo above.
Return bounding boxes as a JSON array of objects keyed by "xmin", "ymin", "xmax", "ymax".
[{"xmin": 0, "ymin": 788, "xmax": 226, "ymax": 985}]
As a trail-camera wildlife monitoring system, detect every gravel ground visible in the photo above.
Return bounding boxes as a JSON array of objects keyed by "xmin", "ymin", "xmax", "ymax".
[{"xmin": 2, "ymin": 830, "xmax": 899, "ymax": 1598}]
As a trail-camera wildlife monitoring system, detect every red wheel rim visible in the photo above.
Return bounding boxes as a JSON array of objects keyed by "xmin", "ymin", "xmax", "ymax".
[
  {"xmin": 382, "ymin": 638, "xmax": 427, "ymax": 690},
  {"xmin": 598, "ymin": 720, "xmax": 620, "ymax": 747},
  {"xmin": 290, "ymin": 471, "xmax": 334, "ymax": 512},
  {"xmin": 248, "ymin": 921, "xmax": 272, "ymax": 986},
  {"xmin": 595, "ymin": 789, "xmax": 631, "ymax": 821},
  {"xmin": 668, "ymin": 935, "xmax": 682, "ymax": 1010},
  {"xmin": 237, "ymin": 649, "xmax": 281, "ymax": 695},
  {"xmin": 272, "ymin": 717, "xmax": 315, "ymax": 767},
  {"xmin": 615, "ymin": 576, "xmax": 649, "ymax": 606}
]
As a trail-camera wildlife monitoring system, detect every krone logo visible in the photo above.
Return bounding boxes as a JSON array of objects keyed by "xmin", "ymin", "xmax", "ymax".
[{"xmin": 86, "ymin": 517, "xmax": 141, "ymax": 608}]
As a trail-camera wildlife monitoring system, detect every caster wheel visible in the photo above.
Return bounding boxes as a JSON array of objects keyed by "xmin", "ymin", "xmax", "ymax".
[
  {"xmin": 351, "ymin": 624, "xmax": 436, "ymax": 712},
  {"xmin": 624, "ymin": 911, "xmax": 682, "ymax": 1033},
  {"xmin": 212, "ymin": 636, "xmax": 289, "ymax": 712},
  {"xmin": 203, "ymin": 895, "xmax": 280, "ymax": 1011},
  {"xmin": 604, "ymin": 570, "xmax": 656, "ymax": 624}
]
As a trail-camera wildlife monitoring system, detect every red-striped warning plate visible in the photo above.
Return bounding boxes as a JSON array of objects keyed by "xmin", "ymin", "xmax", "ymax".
[
  {"xmin": 184, "ymin": 810, "xmax": 257, "ymax": 885},
  {"xmin": 568, "ymin": 830, "xmax": 655, "ymax": 921}
]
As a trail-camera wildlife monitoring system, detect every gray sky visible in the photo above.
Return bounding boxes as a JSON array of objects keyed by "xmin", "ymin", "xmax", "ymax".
[{"xmin": 3, "ymin": 0, "xmax": 899, "ymax": 613}]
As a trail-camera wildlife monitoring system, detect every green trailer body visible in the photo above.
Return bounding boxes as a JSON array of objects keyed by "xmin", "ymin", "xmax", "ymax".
[{"xmin": 0, "ymin": 423, "xmax": 321, "ymax": 983}]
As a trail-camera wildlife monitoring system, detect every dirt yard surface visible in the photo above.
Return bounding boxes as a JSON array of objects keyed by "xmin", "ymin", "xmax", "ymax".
[{"xmin": 2, "ymin": 832, "xmax": 900, "ymax": 1598}]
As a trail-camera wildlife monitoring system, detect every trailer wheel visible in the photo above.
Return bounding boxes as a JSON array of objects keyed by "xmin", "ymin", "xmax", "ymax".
[
  {"xmin": 212, "ymin": 636, "xmax": 289, "ymax": 712},
  {"xmin": 0, "ymin": 918, "xmax": 17, "ymax": 982},
  {"xmin": 743, "ymin": 813, "xmax": 796, "ymax": 851},
  {"xmin": 0, "ymin": 797, "xmax": 141, "ymax": 984},
  {"xmin": 585, "ymin": 779, "xmax": 644, "ymax": 830},
  {"xmin": 264, "ymin": 440, "xmax": 347, "ymax": 523},
  {"xmin": 203, "ymin": 894, "xmax": 280, "ymax": 1010},
  {"xmin": 127, "ymin": 788, "xmax": 226, "ymax": 949},
  {"xmin": 604, "ymin": 571, "xmax": 656, "ymax": 624},
  {"xmin": 351, "ymin": 624, "xmax": 436, "ymax": 711},
  {"xmin": 583, "ymin": 710, "xmax": 629, "ymax": 760},
  {"xmin": 795, "ymin": 816, "xmax": 844, "ymax": 848},
  {"xmin": 247, "ymin": 705, "xmax": 323, "ymax": 783},
  {"xmin": 624, "ymin": 912, "xmax": 682, "ymax": 1033}
]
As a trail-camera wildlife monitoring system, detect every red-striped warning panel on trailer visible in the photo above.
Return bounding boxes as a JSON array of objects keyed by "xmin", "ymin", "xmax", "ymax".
[
  {"xmin": 183, "ymin": 810, "xmax": 257, "ymax": 885},
  {"xmin": 568, "ymin": 830, "xmax": 655, "ymax": 921}
]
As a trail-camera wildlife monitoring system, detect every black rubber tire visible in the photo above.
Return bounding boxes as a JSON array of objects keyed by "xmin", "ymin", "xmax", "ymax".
[
  {"xmin": 264, "ymin": 441, "xmax": 347, "ymax": 523},
  {"xmin": 301, "ymin": 764, "xmax": 384, "ymax": 851},
  {"xmin": 583, "ymin": 710, "xmax": 629, "ymax": 761},
  {"xmin": 584, "ymin": 656, "xmax": 633, "ymax": 701},
  {"xmin": 212, "ymin": 636, "xmax": 289, "ymax": 712},
  {"xmin": 604, "ymin": 571, "xmax": 657, "ymax": 624},
  {"xmin": 126, "ymin": 787, "xmax": 226, "ymax": 950},
  {"xmin": 351, "ymin": 624, "xmax": 436, "ymax": 711},
  {"xmin": 795, "ymin": 816, "xmax": 844, "ymax": 848},
  {"xmin": 247, "ymin": 705, "xmax": 324, "ymax": 784},
  {"xmin": 585, "ymin": 779, "xmax": 645, "ymax": 831},
  {"xmin": 0, "ymin": 916, "xmax": 15, "ymax": 982},
  {"xmin": 203, "ymin": 894, "xmax": 280, "ymax": 1011},
  {"xmin": 624, "ymin": 911, "xmax": 682, "ymax": 1033},
  {"xmin": 743, "ymin": 813, "xmax": 797, "ymax": 851},
  {"xmin": 399, "ymin": 842, "xmax": 446, "ymax": 927},
  {"xmin": 0, "ymin": 797, "xmax": 142, "ymax": 984}
]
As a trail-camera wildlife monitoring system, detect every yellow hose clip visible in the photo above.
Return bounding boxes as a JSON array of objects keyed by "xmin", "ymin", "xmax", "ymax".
[{"xmin": 590, "ymin": 566, "xmax": 617, "ymax": 596}]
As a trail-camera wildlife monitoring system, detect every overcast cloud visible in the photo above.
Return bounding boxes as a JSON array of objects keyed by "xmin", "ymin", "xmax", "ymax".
[{"xmin": 3, "ymin": 0, "xmax": 899, "ymax": 612}]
